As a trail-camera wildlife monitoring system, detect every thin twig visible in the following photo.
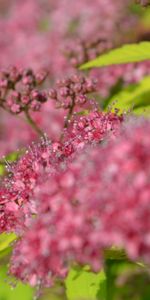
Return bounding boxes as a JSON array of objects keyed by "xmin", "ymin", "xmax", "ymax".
[
  {"xmin": 64, "ymin": 101, "xmax": 75, "ymax": 129},
  {"xmin": 60, "ymin": 98, "xmax": 75, "ymax": 141},
  {"xmin": 25, "ymin": 110, "xmax": 45, "ymax": 136}
]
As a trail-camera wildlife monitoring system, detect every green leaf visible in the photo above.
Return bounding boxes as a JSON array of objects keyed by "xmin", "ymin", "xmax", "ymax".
[
  {"xmin": 103, "ymin": 76, "xmax": 150, "ymax": 115},
  {"xmin": 0, "ymin": 233, "xmax": 17, "ymax": 253},
  {"xmin": 41, "ymin": 283, "xmax": 67, "ymax": 300},
  {"xmin": 105, "ymin": 258, "xmax": 150, "ymax": 300},
  {"xmin": 104, "ymin": 248, "xmax": 127, "ymax": 261},
  {"xmin": 0, "ymin": 233, "xmax": 17, "ymax": 252},
  {"xmin": 0, "ymin": 233, "xmax": 17, "ymax": 260},
  {"xmin": 65, "ymin": 265, "xmax": 106, "ymax": 300},
  {"xmin": 0, "ymin": 265, "xmax": 34, "ymax": 300},
  {"xmin": 0, "ymin": 149, "xmax": 25, "ymax": 176},
  {"xmin": 0, "ymin": 165, "xmax": 5, "ymax": 176},
  {"xmin": 133, "ymin": 105, "xmax": 150, "ymax": 116},
  {"xmin": 80, "ymin": 42, "xmax": 150, "ymax": 69}
]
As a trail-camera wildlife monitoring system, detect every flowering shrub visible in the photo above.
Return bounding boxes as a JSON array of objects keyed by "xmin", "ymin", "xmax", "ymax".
[
  {"xmin": 9, "ymin": 118, "xmax": 150, "ymax": 288},
  {"xmin": 0, "ymin": 1, "xmax": 150, "ymax": 300}
]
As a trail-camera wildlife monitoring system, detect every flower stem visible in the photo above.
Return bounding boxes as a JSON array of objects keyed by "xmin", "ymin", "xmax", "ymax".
[
  {"xmin": 64, "ymin": 103, "xmax": 75, "ymax": 129},
  {"xmin": 25, "ymin": 110, "xmax": 44, "ymax": 137},
  {"xmin": 60, "ymin": 98, "xmax": 75, "ymax": 141}
]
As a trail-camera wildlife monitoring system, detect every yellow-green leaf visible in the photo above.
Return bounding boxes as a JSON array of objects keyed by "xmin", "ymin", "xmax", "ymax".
[
  {"xmin": 0, "ymin": 265, "xmax": 34, "ymax": 300},
  {"xmin": 65, "ymin": 265, "xmax": 106, "ymax": 300},
  {"xmin": 0, "ymin": 233, "xmax": 17, "ymax": 252},
  {"xmin": 104, "ymin": 76, "xmax": 150, "ymax": 116},
  {"xmin": 80, "ymin": 42, "xmax": 150, "ymax": 69}
]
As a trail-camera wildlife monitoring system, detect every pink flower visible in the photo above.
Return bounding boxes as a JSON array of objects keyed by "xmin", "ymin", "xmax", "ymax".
[
  {"xmin": 49, "ymin": 74, "xmax": 97, "ymax": 110},
  {"xmin": 0, "ymin": 110, "xmax": 123, "ymax": 234},
  {"xmin": 0, "ymin": 66, "xmax": 48, "ymax": 114},
  {"xmin": 64, "ymin": 110, "xmax": 123, "ymax": 150},
  {"xmin": 10, "ymin": 118, "xmax": 150, "ymax": 287},
  {"xmin": 0, "ymin": 137, "xmax": 64, "ymax": 233}
]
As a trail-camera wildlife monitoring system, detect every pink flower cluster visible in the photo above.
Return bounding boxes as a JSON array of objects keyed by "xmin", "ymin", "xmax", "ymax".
[
  {"xmin": 49, "ymin": 75, "xmax": 97, "ymax": 110},
  {"xmin": 0, "ymin": 0, "xmax": 149, "ymax": 292},
  {"xmin": 64, "ymin": 36, "xmax": 113, "ymax": 68},
  {"xmin": 0, "ymin": 0, "xmax": 149, "ymax": 159},
  {"xmin": 0, "ymin": 0, "xmax": 132, "ymax": 72},
  {"xmin": 0, "ymin": 66, "xmax": 47, "ymax": 114},
  {"xmin": 0, "ymin": 138, "xmax": 62, "ymax": 234},
  {"xmin": 0, "ymin": 110, "xmax": 123, "ymax": 235},
  {"xmin": 8, "ymin": 118, "xmax": 150, "ymax": 287},
  {"xmin": 64, "ymin": 110, "xmax": 123, "ymax": 151}
]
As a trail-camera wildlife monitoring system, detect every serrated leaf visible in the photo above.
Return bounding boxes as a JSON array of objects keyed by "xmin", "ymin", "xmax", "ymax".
[
  {"xmin": 103, "ymin": 76, "xmax": 150, "ymax": 115},
  {"xmin": 65, "ymin": 266, "xmax": 106, "ymax": 300},
  {"xmin": 80, "ymin": 42, "xmax": 150, "ymax": 69}
]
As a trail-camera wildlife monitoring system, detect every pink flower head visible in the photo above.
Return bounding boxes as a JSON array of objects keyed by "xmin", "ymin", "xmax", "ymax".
[
  {"xmin": 0, "ymin": 137, "xmax": 67, "ymax": 234},
  {"xmin": 49, "ymin": 74, "xmax": 97, "ymax": 110},
  {"xmin": 10, "ymin": 118, "xmax": 150, "ymax": 287},
  {"xmin": 64, "ymin": 110, "xmax": 123, "ymax": 151},
  {"xmin": 0, "ymin": 109, "xmax": 123, "ymax": 234},
  {"xmin": 0, "ymin": 66, "xmax": 48, "ymax": 114}
]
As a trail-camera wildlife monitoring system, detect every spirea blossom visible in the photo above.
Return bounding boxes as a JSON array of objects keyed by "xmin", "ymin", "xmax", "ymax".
[
  {"xmin": 0, "ymin": 1, "xmax": 149, "ymax": 294},
  {"xmin": 64, "ymin": 110, "xmax": 123, "ymax": 151},
  {"xmin": 0, "ymin": 110, "xmax": 123, "ymax": 234},
  {"xmin": 64, "ymin": 37, "xmax": 113, "ymax": 68},
  {"xmin": 0, "ymin": 0, "xmax": 138, "ymax": 80},
  {"xmin": 9, "ymin": 118, "xmax": 150, "ymax": 287},
  {"xmin": 0, "ymin": 138, "xmax": 65, "ymax": 233},
  {"xmin": 96, "ymin": 118, "xmax": 150, "ymax": 262},
  {"xmin": 49, "ymin": 75, "xmax": 97, "ymax": 110},
  {"xmin": 0, "ymin": 66, "xmax": 47, "ymax": 114},
  {"xmin": 0, "ymin": 0, "xmax": 149, "ymax": 160}
]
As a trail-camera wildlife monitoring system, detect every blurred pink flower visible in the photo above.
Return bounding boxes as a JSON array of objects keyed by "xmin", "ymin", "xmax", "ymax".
[{"xmin": 9, "ymin": 118, "xmax": 150, "ymax": 287}]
